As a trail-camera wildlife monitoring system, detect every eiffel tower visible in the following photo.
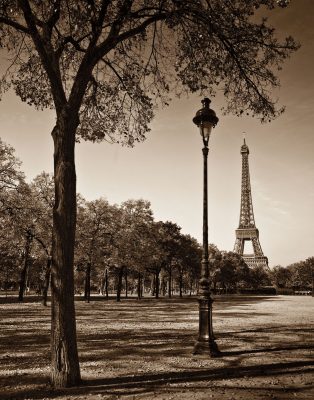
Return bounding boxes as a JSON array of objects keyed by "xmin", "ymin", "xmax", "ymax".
[{"xmin": 234, "ymin": 139, "xmax": 268, "ymax": 268}]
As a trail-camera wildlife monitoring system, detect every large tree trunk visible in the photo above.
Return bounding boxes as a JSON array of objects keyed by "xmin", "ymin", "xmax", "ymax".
[
  {"xmin": 18, "ymin": 231, "xmax": 32, "ymax": 302},
  {"xmin": 50, "ymin": 115, "xmax": 81, "ymax": 388},
  {"xmin": 42, "ymin": 255, "xmax": 52, "ymax": 306}
]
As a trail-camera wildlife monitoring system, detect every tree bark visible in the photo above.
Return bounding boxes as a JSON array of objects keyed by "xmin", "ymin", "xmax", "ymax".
[
  {"xmin": 50, "ymin": 112, "xmax": 81, "ymax": 388},
  {"xmin": 42, "ymin": 256, "xmax": 52, "ymax": 306}
]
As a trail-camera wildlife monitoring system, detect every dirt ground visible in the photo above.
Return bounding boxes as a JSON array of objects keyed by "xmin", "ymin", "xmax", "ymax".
[{"xmin": 0, "ymin": 294, "xmax": 313, "ymax": 400}]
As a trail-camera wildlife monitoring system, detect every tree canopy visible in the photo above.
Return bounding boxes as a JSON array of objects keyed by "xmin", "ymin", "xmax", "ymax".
[
  {"xmin": 0, "ymin": 137, "xmax": 25, "ymax": 207},
  {"xmin": 1, "ymin": 0, "xmax": 299, "ymax": 145}
]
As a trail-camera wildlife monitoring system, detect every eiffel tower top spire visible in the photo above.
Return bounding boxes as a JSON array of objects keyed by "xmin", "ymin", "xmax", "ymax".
[{"xmin": 238, "ymin": 138, "xmax": 255, "ymax": 228}]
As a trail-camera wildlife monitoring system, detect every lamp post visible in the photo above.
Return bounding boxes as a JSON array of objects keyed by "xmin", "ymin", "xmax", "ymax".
[{"xmin": 193, "ymin": 98, "xmax": 220, "ymax": 356}]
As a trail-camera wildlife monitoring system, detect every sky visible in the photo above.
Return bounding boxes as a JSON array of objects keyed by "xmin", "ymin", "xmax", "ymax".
[{"xmin": 0, "ymin": 0, "xmax": 313, "ymax": 267}]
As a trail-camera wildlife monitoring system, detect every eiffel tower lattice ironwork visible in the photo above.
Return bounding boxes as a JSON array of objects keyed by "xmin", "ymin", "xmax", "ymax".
[{"xmin": 234, "ymin": 139, "xmax": 268, "ymax": 268}]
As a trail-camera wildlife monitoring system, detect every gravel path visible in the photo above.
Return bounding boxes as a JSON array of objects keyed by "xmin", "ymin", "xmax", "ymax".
[{"xmin": 0, "ymin": 295, "xmax": 313, "ymax": 399}]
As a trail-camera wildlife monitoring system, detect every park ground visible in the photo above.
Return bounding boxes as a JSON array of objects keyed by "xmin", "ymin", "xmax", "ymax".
[{"xmin": 0, "ymin": 295, "xmax": 313, "ymax": 400}]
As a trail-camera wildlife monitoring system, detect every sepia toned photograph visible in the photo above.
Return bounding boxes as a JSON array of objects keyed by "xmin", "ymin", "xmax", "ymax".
[{"xmin": 0, "ymin": 1, "xmax": 313, "ymax": 399}]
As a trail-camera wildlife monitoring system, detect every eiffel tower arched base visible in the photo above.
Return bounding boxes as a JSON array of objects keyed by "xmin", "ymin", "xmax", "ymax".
[
  {"xmin": 234, "ymin": 228, "xmax": 268, "ymax": 269},
  {"xmin": 242, "ymin": 255, "xmax": 268, "ymax": 269}
]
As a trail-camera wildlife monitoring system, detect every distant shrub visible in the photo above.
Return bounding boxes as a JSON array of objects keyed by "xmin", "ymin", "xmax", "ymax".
[
  {"xmin": 238, "ymin": 287, "xmax": 277, "ymax": 295},
  {"xmin": 276, "ymin": 288, "xmax": 294, "ymax": 295}
]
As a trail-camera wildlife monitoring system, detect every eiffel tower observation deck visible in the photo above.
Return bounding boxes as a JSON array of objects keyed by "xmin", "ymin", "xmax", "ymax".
[{"xmin": 234, "ymin": 139, "xmax": 268, "ymax": 269}]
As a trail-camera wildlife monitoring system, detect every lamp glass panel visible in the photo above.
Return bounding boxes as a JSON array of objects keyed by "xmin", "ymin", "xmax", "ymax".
[{"xmin": 200, "ymin": 121, "xmax": 213, "ymax": 140}]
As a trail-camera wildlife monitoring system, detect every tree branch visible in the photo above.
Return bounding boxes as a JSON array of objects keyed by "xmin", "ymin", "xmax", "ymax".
[
  {"xmin": 0, "ymin": 16, "xmax": 29, "ymax": 33},
  {"xmin": 18, "ymin": 0, "xmax": 67, "ymax": 111},
  {"xmin": 46, "ymin": 0, "xmax": 61, "ymax": 35}
]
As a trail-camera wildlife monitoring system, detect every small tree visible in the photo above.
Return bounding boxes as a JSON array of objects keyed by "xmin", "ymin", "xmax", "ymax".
[
  {"xmin": 114, "ymin": 199, "xmax": 154, "ymax": 300},
  {"xmin": 216, "ymin": 251, "xmax": 250, "ymax": 293},
  {"xmin": 288, "ymin": 259, "xmax": 314, "ymax": 291},
  {"xmin": 145, "ymin": 221, "xmax": 169, "ymax": 298},
  {"xmin": 208, "ymin": 244, "xmax": 222, "ymax": 293},
  {"xmin": 271, "ymin": 265, "xmax": 292, "ymax": 289},
  {"xmin": 248, "ymin": 265, "xmax": 271, "ymax": 289},
  {"xmin": 156, "ymin": 221, "xmax": 181, "ymax": 298},
  {"xmin": 0, "ymin": 212, "xmax": 22, "ymax": 291},
  {"xmin": 216, "ymin": 251, "xmax": 237, "ymax": 293},
  {"xmin": 175, "ymin": 234, "xmax": 201, "ymax": 297},
  {"xmin": 31, "ymin": 172, "xmax": 54, "ymax": 305},
  {"xmin": 0, "ymin": 137, "xmax": 24, "ymax": 198},
  {"xmin": 3, "ymin": 184, "xmax": 36, "ymax": 301},
  {"xmin": 75, "ymin": 198, "xmax": 116, "ymax": 302},
  {"xmin": 304, "ymin": 257, "xmax": 314, "ymax": 296},
  {"xmin": 3, "ymin": 174, "xmax": 53, "ymax": 302}
]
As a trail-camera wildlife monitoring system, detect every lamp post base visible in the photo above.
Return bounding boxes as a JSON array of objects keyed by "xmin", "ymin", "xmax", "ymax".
[
  {"xmin": 193, "ymin": 297, "xmax": 221, "ymax": 357},
  {"xmin": 193, "ymin": 339, "xmax": 221, "ymax": 357}
]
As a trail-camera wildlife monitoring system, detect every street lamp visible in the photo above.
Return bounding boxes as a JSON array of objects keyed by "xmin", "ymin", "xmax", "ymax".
[{"xmin": 192, "ymin": 98, "xmax": 220, "ymax": 356}]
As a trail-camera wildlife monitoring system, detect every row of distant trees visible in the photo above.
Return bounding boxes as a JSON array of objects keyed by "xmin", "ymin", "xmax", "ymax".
[
  {"xmin": 1, "ymin": 137, "xmax": 313, "ymax": 302},
  {"xmin": 209, "ymin": 249, "xmax": 313, "ymax": 295},
  {"xmin": 271, "ymin": 260, "xmax": 314, "ymax": 293},
  {"xmin": 0, "ymin": 138, "xmax": 202, "ymax": 302}
]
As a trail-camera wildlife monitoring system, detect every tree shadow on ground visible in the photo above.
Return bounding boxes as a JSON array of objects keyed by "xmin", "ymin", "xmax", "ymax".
[
  {"xmin": 0, "ymin": 295, "xmax": 43, "ymax": 304},
  {"xmin": 0, "ymin": 294, "xmax": 279, "ymax": 306},
  {"xmin": 1, "ymin": 359, "xmax": 313, "ymax": 400},
  {"xmin": 221, "ymin": 344, "xmax": 314, "ymax": 356},
  {"xmin": 1, "ymin": 296, "xmax": 313, "ymax": 399},
  {"xmin": 75, "ymin": 323, "xmax": 314, "ymax": 363}
]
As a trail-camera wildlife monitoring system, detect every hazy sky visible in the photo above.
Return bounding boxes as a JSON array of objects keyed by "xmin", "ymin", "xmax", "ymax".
[{"xmin": 0, "ymin": 1, "xmax": 313, "ymax": 267}]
